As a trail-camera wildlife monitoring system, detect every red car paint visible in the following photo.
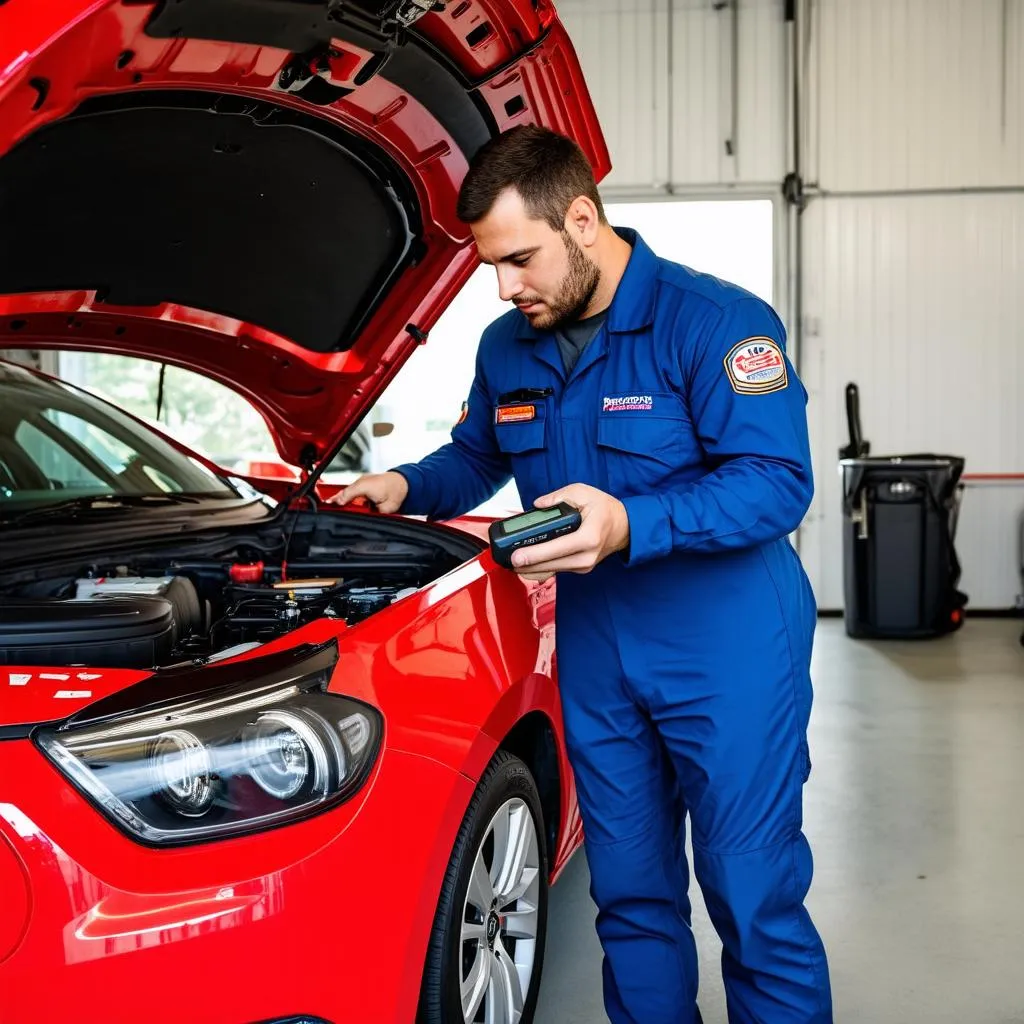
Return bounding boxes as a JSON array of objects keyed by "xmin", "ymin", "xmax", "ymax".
[{"xmin": 0, "ymin": 1, "xmax": 606, "ymax": 1021}]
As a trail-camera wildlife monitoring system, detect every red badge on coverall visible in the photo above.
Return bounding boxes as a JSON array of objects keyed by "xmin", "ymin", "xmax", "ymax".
[
  {"xmin": 724, "ymin": 337, "xmax": 788, "ymax": 394},
  {"xmin": 495, "ymin": 404, "xmax": 536, "ymax": 424}
]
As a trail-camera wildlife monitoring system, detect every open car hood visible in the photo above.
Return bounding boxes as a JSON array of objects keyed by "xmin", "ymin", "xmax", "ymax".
[{"xmin": 0, "ymin": 0, "xmax": 608, "ymax": 469}]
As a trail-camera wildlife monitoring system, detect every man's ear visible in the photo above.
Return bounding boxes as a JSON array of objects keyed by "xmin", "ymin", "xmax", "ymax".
[{"xmin": 565, "ymin": 196, "xmax": 600, "ymax": 245}]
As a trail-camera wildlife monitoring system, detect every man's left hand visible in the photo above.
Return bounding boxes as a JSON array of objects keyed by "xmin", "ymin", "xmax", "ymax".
[{"xmin": 511, "ymin": 483, "xmax": 630, "ymax": 582}]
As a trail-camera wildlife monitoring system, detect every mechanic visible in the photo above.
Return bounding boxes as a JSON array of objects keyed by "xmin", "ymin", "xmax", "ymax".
[{"xmin": 334, "ymin": 125, "xmax": 833, "ymax": 1024}]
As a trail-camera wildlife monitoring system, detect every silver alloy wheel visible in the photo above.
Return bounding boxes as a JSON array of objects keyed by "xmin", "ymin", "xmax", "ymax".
[{"xmin": 459, "ymin": 796, "xmax": 541, "ymax": 1024}]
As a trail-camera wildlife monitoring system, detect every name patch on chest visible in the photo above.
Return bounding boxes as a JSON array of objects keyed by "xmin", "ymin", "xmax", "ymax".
[
  {"xmin": 602, "ymin": 394, "xmax": 653, "ymax": 412},
  {"xmin": 724, "ymin": 338, "xmax": 788, "ymax": 394},
  {"xmin": 495, "ymin": 404, "xmax": 537, "ymax": 424}
]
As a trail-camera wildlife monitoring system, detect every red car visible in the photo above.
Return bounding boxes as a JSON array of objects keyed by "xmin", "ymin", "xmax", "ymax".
[{"xmin": 0, "ymin": 3, "xmax": 609, "ymax": 1022}]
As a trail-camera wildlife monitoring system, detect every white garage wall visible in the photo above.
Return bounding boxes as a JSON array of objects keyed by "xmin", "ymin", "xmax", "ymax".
[
  {"xmin": 556, "ymin": 0, "xmax": 789, "ymax": 191},
  {"xmin": 668, "ymin": 0, "xmax": 789, "ymax": 186},
  {"xmin": 806, "ymin": 0, "xmax": 1024, "ymax": 191}
]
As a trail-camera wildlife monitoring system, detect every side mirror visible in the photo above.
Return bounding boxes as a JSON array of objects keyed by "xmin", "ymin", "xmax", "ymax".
[{"xmin": 372, "ymin": 421, "xmax": 394, "ymax": 438}]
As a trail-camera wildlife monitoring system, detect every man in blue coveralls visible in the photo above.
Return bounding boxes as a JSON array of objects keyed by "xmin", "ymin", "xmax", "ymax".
[{"xmin": 336, "ymin": 126, "xmax": 833, "ymax": 1023}]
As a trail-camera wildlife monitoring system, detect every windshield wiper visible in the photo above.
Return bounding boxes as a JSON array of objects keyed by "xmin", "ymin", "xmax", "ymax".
[{"xmin": 0, "ymin": 493, "xmax": 204, "ymax": 527}]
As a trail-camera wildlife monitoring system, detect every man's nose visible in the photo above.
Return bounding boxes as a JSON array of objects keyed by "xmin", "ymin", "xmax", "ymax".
[{"xmin": 496, "ymin": 267, "xmax": 524, "ymax": 302}]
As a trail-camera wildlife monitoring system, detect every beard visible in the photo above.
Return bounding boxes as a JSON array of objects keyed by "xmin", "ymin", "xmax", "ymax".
[{"xmin": 516, "ymin": 230, "xmax": 601, "ymax": 332}]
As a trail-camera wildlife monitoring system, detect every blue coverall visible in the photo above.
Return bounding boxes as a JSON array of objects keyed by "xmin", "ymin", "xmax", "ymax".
[{"xmin": 394, "ymin": 229, "xmax": 833, "ymax": 1023}]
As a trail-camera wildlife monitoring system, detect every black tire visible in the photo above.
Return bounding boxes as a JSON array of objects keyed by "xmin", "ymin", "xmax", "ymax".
[{"xmin": 418, "ymin": 750, "xmax": 550, "ymax": 1024}]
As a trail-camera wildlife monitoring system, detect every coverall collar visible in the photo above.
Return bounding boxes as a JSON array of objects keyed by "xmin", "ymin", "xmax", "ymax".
[{"xmin": 514, "ymin": 227, "xmax": 657, "ymax": 344}]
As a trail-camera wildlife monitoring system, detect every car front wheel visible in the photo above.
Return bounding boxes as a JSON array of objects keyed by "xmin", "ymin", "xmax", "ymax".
[{"xmin": 418, "ymin": 750, "xmax": 549, "ymax": 1024}]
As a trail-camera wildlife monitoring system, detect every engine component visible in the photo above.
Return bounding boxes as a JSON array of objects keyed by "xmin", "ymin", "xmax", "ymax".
[
  {"xmin": 229, "ymin": 561, "xmax": 265, "ymax": 584},
  {"xmin": 1, "ymin": 596, "xmax": 176, "ymax": 669},
  {"xmin": 0, "ymin": 575, "xmax": 203, "ymax": 669},
  {"xmin": 0, "ymin": 543, "xmax": 428, "ymax": 668},
  {"xmin": 344, "ymin": 586, "xmax": 416, "ymax": 619},
  {"xmin": 217, "ymin": 578, "xmax": 348, "ymax": 646},
  {"xmin": 76, "ymin": 575, "xmax": 204, "ymax": 636},
  {"xmin": 216, "ymin": 579, "xmax": 412, "ymax": 647},
  {"xmin": 342, "ymin": 588, "xmax": 393, "ymax": 620},
  {"xmin": 74, "ymin": 576, "xmax": 174, "ymax": 598}
]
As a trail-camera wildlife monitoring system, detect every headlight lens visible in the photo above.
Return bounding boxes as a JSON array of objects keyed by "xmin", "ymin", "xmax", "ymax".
[
  {"xmin": 35, "ymin": 650, "xmax": 381, "ymax": 847},
  {"xmin": 149, "ymin": 729, "xmax": 216, "ymax": 817},
  {"xmin": 245, "ymin": 711, "xmax": 325, "ymax": 801}
]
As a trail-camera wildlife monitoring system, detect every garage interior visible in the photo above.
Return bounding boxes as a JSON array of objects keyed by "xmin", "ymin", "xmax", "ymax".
[{"xmin": 4, "ymin": 0, "xmax": 1022, "ymax": 1022}]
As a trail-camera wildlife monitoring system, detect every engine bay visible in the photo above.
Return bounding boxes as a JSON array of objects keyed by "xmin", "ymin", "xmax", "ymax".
[{"xmin": 0, "ymin": 511, "xmax": 481, "ymax": 670}]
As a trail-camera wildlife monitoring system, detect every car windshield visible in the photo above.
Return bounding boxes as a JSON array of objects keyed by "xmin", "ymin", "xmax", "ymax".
[{"xmin": 0, "ymin": 362, "xmax": 241, "ymax": 513}]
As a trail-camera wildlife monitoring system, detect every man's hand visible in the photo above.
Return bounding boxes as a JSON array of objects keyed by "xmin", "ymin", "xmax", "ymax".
[
  {"xmin": 326, "ymin": 471, "xmax": 409, "ymax": 513},
  {"xmin": 510, "ymin": 483, "xmax": 630, "ymax": 582}
]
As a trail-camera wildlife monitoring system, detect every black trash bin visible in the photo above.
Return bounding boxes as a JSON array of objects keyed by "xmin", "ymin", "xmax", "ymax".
[{"xmin": 840, "ymin": 454, "xmax": 967, "ymax": 639}]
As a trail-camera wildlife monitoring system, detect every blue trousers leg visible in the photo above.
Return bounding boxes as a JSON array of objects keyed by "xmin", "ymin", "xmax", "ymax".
[
  {"xmin": 639, "ymin": 615, "xmax": 833, "ymax": 1022},
  {"xmin": 558, "ymin": 616, "xmax": 703, "ymax": 1024}
]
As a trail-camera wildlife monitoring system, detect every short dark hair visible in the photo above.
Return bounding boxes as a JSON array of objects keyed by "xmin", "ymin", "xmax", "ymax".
[{"xmin": 456, "ymin": 124, "xmax": 606, "ymax": 231}]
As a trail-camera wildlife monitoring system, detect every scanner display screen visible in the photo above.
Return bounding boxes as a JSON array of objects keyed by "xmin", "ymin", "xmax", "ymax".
[{"xmin": 500, "ymin": 507, "xmax": 563, "ymax": 534}]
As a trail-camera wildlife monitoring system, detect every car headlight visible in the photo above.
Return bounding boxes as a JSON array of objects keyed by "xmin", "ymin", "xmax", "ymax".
[{"xmin": 34, "ymin": 641, "xmax": 381, "ymax": 847}]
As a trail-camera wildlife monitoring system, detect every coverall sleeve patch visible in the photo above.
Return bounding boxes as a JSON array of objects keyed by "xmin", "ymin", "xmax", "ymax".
[
  {"xmin": 723, "ymin": 337, "xmax": 789, "ymax": 394},
  {"xmin": 455, "ymin": 401, "xmax": 469, "ymax": 426}
]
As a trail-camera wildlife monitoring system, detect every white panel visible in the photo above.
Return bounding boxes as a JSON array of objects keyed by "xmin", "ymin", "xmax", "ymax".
[
  {"xmin": 671, "ymin": 0, "xmax": 726, "ymax": 184},
  {"xmin": 557, "ymin": 0, "xmax": 670, "ymax": 188},
  {"xmin": 799, "ymin": 193, "xmax": 1024, "ymax": 609},
  {"xmin": 809, "ymin": 0, "xmax": 1024, "ymax": 190},
  {"xmin": 670, "ymin": 0, "xmax": 788, "ymax": 187},
  {"xmin": 557, "ymin": 0, "xmax": 788, "ymax": 190},
  {"xmin": 736, "ymin": 0, "xmax": 790, "ymax": 185}
]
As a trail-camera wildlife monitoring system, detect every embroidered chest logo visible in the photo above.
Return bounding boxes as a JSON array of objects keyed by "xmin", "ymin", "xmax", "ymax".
[
  {"xmin": 724, "ymin": 337, "xmax": 788, "ymax": 394},
  {"xmin": 602, "ymin": 394, "xmax": 653, "ymax": 412}
]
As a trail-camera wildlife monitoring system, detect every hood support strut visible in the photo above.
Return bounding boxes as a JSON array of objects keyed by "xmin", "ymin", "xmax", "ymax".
[{"xmin": 289, "ymin": 320, "xmax": 429, "ymax": 503}]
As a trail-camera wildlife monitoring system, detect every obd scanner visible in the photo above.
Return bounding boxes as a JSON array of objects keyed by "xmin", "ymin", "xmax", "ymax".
[{"xmin": 488, "ymin": 502, "xmax": 582, "ymax": 570}]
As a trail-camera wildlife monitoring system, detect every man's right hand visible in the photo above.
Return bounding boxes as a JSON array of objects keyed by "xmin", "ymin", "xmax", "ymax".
[{"xmin": 327, "ymin": 471, "xmax": 409, "ymax": 513}]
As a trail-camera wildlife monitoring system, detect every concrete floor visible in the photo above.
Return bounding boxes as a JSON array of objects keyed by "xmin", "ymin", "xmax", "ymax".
[{"xmin": 534, "ymin": 618, "xmax": 1024, "ymax": 1023}]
